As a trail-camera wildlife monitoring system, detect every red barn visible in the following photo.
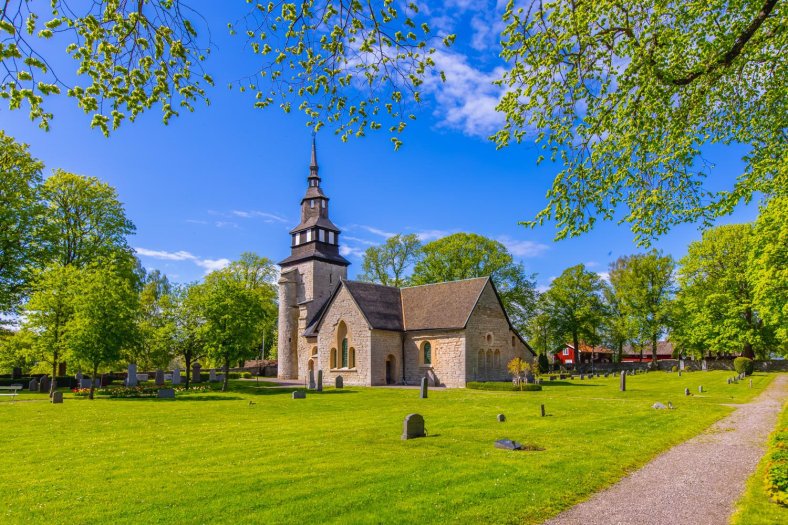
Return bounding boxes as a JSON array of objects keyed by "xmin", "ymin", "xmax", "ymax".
[
  {"xmin": 553, "ymin": 343, "xmax": 614, "ymax": 368},
  {"xmin": 621, "ymin": 341, "xmax": 676, "ymax": 362}
]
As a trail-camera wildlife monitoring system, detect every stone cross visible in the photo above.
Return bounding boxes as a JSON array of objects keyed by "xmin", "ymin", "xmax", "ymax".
[
  {"xmin": 192, "ymin": 363, "xmax": 202, "ymax": 383},
  {"xmin": 155, "ymin": 369, "xmax": 165, "ymax": 386},
  {"xmin": 209, "ymin": 368, "xmax": 217, "ymax": 382},
  {"xmin": 420, "ymin": 377, "xmax": 428, "ymax": 399},
  {"xmin": 402, "ymin": 413, "xmax": 426, "ymax": 440},
  {"xmin": 316, "ymin": 370, "xmax": 323, "ymax": 392},
  {"xmin": 308, "ymin": 369, "xmax": 316, "ymax": 390},
  {"xmin": 335, "ymin": 376, "xmax": 343, "ymax": 389},
  {"xmin": 620, "ymin": 370, "xmax": 626, "ymax": 392},
  {"xmin": 172, "ymin": 367, "xmax": 181, "ymax": 385},
  {"xmin": 126, "ymin": 364, "xmax": 138, "ymax": 387}
]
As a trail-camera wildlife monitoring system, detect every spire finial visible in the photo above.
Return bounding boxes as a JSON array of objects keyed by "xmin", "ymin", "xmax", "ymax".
[{"xmin": 310, "ymin": 132, "xmax": 318, "ymax": 173}]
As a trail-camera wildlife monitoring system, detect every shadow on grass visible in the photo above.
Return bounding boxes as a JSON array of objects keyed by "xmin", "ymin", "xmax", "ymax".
[
  {"xmin": 541, "ymin": 381, "xmax": 602, "ymax": 388},
  {"xmin": 105, "ymin": 395, "xmax": 244, "ymax": 401}
]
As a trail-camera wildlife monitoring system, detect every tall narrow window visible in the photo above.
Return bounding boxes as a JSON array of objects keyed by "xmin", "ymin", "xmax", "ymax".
[
  {"xmin": 342, "ymin": 338, "xmax": 348, "ymax": 368},
  {"xmin": 349, "ymin": 348, "xmax": 356, "ymax": 368},
  {"xmin": 321, "ymin": 199, "xmax": 326, "ymax": 208},
  {"xmin": 328, "ymin": 231, "xmax": 335, "ymax": 244},
  {"xmin": 306, "ymin": 229, "xmax": 312, "ymax": 242},
  {"xmin": 318, "ymin": 229, "xmax": 325, "ymax": 242},
  {"xmin": 330, "ymin": 349, "xmax": 337, "ymax": 368},
  {"xmin": 423, "ymin": 342, "xmax": 432, "ymax": 366},
  {"xmin": 310, "ymin": 199, "xmax": 315, "ymax": 208}
]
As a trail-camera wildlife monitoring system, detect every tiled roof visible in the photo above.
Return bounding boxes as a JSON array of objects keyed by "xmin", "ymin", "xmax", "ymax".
[{"xmin": 400, "ymin": 277, "xmax": 489, "ymax": 331}]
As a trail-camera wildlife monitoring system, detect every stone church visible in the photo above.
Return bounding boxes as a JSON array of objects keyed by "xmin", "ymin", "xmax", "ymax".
[{"xmin": 277, "ymin": 140, "xmax": 534, "ymax": 388}]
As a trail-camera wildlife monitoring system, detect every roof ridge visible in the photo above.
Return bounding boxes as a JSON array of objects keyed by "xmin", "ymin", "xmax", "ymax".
[
  {"xmin": 341, "ymin": 278, "xmax": 402, "ymax": 291},
  {"xmin": 401, "ymin": 275, "xmax": 490, "ymax": 290}
]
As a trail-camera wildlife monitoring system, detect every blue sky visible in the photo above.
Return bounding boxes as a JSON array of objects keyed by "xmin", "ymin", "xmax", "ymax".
[{"xmin": 2, "ymin": 1, "xmax": 759, "ymax": 290}]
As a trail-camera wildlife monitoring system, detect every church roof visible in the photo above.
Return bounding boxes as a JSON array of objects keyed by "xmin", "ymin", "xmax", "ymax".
[
  {"xmin": 279, "ymin": 241, "xmax": 350, "ymax": 267},
  {"xmin": 289, "ymin": 215, "xmax": 341, "ymax": 234},
  {"xmin": 400, "ymin": 277, "xmax": 489, "ymax": 331},
  {"xmin": 344, "ymin": 281, "xmax": 405, "ymax": 331}
]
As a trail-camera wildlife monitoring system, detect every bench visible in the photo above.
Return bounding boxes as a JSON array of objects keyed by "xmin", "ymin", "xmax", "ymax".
[{"xmin": 0, "ymin": 385, "xmax": 23, "ymax": 401}]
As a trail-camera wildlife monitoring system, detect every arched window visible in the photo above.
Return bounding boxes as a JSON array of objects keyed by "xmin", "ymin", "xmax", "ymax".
[
  {"xmin": 311, "ymin": 346, "xmax": 318, "ymax": 357},
  {"xmin": 342, "ymin": 338, "xmax": 348, "ymax": 368},
  {"xmin": 330, "ymin": 348, "xmax": 337, "ymax": 369},
  {"xmin": 422, "ymin": 342, "xmax": 432, "ymax": 366},
  {"xmin": 349, "ymin": 348, "xmax": 356, "ymax": 368},
  {"xmin": 494, "ymin": 350, "xmax": 501, "ymax": 369},
  {"xmin": 486, "ymin": 333, "xmax": 493, "ymax": 344}
]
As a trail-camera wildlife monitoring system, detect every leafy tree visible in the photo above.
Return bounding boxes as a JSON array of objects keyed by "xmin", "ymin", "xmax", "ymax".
[
  {"xmin": 0, "ymin": 328, "xmax": 38, "ymax": 374},
  {"xmin": 495, "ymin": 0, "xmax": 786, "ymax": 244},
  {"xmin": 133, "ymin": 270, "xmax": 175, "ymax": 369},
  {"xmin": 599, "ymin": 283, "xmax": 634, "ymax": 363},
  {"xmin": 411, "ymin": 233, "xmax": 538, "ymax": 333},
  {"xmin": 0, "ymin": 0, "xmax": 212, "ymax": 135},
  {"xmin": 23, "ymin": 264, "xmax": 78, "ymax": 394},
  {"xmin": 0, "ymin": 131, "xmax": 45, "ymax": 314},
  {"xmin": 542, "ymin": 264, "xmax": 605, "ymax": 370},
  {"xmin": 170, "ymin": 283, "xmax": 205, "ymax": 388},
  {"xmin": 39, "ymin": 170, "xmax": 136, "ymax": 268},
  {"xmin": 66, "ymin": 265, "xmax": 139, "ymax": 399},
  {"xmin": 192, "ymin": 271, "xmax": 266, "ymax": 392},
  {"xmin": 359, "ymin": 234, "xmax": 422, "ymax": 287},
  {"xmin": 608, "ymin": 251, "xmax": 675, "ymax": 365},
  {"xmin": 673, "ymin": 224, "xmax": 776, "ymax": 359},
  {"xmin": 749, "ymin": 196, "xmax": 788, "ymax": 345}
]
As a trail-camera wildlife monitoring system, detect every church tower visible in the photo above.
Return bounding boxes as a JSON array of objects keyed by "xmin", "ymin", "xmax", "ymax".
[{"xmin": 277, "ymin": 137, "xmax": 350, "ymax": 379}]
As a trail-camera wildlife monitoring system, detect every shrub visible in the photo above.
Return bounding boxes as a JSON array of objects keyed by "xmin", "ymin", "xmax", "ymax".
[
  {"xmin": 671, "ymin": 365, "xmax": 678, "ymax": 372},
  {"xmin": 537, "ymin": 353, "xmax": 550, "ymax": 374},
  {"xmin": 466, "ymin": 382, "xmax": 542, "ymax": 392},
  {"xmin": 764, "ymin": 423, "xmax": 788, "ymax": 505},
  {"xmin": 734, "ymin": 357, "xmax": 754, "ymax": 376}
]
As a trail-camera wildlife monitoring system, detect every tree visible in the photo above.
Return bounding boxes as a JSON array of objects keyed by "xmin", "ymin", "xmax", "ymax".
[
  {"xmin": 1, "ymin": 0, "xmax": 212, "ymax": 135},
  {"xmin": 0, "ymin": 328, "xmax": 38, "ymax": 374},
  {"xmin": 66, "ymin": 265, "xmax": 139, "ymax": 399},
  {"xmin": 608, "ymin": 251, "xmax": 675, "ymax": 365},
  {"xmin": 542, "ymin": 264, "xmax": 605, "ymax": 370},
  {"xmin": 171, "ymin": 283, "xmax": 204, "ymax": 388},
  {"xmin": 39, "ymin": 170, "xmax": 136, "ymax": 268},
  {"xmin": 749, "ymin": 196, "xmax": 788, "ymax": 345},
  {"xmin": 411, "ymin": 233, "xmax": 538, "ymax": 333},
  {"xmin": 359, "ymin": 234, "xmax": 422, "ymax": 287},
  {"xmin": 673, "ymin": 224, "xmax": 776, "ymax": 359},
  {"xmin": 133, "ymin": 270, "xmax": 175, "ymax": 370},
  {"xmin": 193, "ymin": 273, "xmax": 265, "ymax": 392},
  {"xmin": 23, "ymin": 264, "xmax": 78, "ymax": 395},
  {"xmin": 599, "ymin": 283, "xmax": 634, "ymax": 363},
  {"xmin": 0, "ymin": 131, "xmax": 45, "ymax": 314}
]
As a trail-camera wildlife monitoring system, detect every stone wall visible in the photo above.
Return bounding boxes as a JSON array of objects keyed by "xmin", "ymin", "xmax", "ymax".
[
  {"xmin": 277, "ymin": 268, "xmax": 299, "ymax": 379},
  {"xmin": 464, "ymin": 282, "xmax": 531, "ymax": 382},
  {"xmin": 403, "ymin": 330, "xmax": 466, "ymax": 387},
  {"xmin": 314, "ymin": 285, "xmax": 371, "ymax": 386},
  {"xmin": 370, "ymin": 330, "xmax": 403, "ymax": 385}
]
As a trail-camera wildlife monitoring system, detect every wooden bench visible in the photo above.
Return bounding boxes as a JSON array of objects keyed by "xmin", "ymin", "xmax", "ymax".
[{"xmin": 0, "ymin": 385, "xmax": 23, "ymax": 401}]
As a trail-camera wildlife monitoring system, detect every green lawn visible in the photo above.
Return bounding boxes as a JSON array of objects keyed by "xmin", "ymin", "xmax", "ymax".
[
  {"xmin": 730, "ymin": 401, "xmax": 788, "ymax": 525},
  {"xmin": 0, "ymin": 371, "xmax": 777, "ymax": 524}
]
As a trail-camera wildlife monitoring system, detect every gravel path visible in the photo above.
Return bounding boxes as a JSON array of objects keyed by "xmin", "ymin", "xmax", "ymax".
[{"xmin": 544, "ymin": 374, "xmax": 788, "ymax": 525}]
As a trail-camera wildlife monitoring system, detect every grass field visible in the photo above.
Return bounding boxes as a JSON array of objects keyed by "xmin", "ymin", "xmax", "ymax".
[
  {"xmin": 0, "ymin": 371, "xmax": 777, "ymax": 524},
  {"xmin": 730, "ymin": 401, "xmax": 788, "ymax": 525}
]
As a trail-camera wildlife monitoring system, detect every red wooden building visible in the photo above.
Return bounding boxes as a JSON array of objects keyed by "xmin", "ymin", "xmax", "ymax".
[
  {"xmin": 553, "ymin": 343, "xmax": 614, "ymax": 367},
  {"xmin": 621, "ymin": 341, "xmax": 676, "ymax": 362}
]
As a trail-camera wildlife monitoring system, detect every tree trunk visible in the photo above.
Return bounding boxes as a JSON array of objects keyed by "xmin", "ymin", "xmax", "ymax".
[
  {"xmin": 651, "ymin": 335, "xmax": 659, "ymax": 369},
  {"xmin": 89, "ymin": 364, "xmax": 98, "ymax": 400},
  {"xmin": 185, "ymin": 350, "xmax": 192, "ymax": 389},
  {"xmin": 50, "ymin": 349, "xmax": 58, "ymax": 398},
  {"xmin": 742, "ymin": 342, "xmax": 755, "ymax": 359},
  {"xmin": 222, "ymin": 355, "xmax": 230, "ymax": 392},
  {"xmin": 616, "ymin": 342, "xmax": 623, "ymax": 364},
  {"xmin": 572, "ymin": 332, "xmax": 580, "ymax": 373}
]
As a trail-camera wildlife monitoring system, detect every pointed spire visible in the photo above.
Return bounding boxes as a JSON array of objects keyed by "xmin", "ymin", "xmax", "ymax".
[{"xmin": 309, "ymin": 132, "xmax": 319, "ymax": 177}]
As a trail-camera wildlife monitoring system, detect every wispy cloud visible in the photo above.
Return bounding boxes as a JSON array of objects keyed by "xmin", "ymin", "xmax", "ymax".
[
  {"xmin": 597, "ymin": 272, "xmax": 611, "ymax": 283},
  {"xmin": 134, "ymin": 247, "xmax": 231, "ymax": 274},
  {"xmin": 343, "ymin": 236, "xmax": 378, "ymax": 246},
  {"xmin": 339, "ymin": 245, "xmax": 366, "ymax": 259},
  {"xmin": 231, "ymin": 210, "xmax": 288, "ymax": 223},
  {"xmin": 414, "ymin": 229, "xmax": 451, "ymax": 242},
  {"xmin": 356, "ymin": 225, "xmax": 397, "ymax": 238},
  {"xmin": 185, "ymin": 219, "xmax": 208, "ymax": 225},
  {"xmin": 497, "ymin": 236, "xmax": 550, "ymax": 258},
  {"xmin": 214, "ymin": 221, "xmax": 240, "ymax": 229}
]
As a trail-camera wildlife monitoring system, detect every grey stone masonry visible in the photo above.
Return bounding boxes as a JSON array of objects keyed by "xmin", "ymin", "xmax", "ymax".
[
  {"xmin": 292, "ymin": 391, "xmax": 306, "ymax": 399},
  {"xmin": 51, "ymin": 391, "xmax": 63, "ymax": 404},
  {"xmin": 157, "ymin": 388, "xmax": 175, "ymax": 399},
  {"xmin": 316, "ymin": 370, "xmax": 323, "ymax": 392},
  {"xmin": 335, "ymin": 376, "xmax": 343, "ymax": 389},
  {"xmin": 192, "ymin": 363, "xmax": 201, "ymax": 383},
  {"xmin": 402, "ymin": 413, "xmax": 426, "ymax": 440},
  {"xmin": 420, "ymin": 377, "xmax": 428, "ymax": 399},
  {"xmin": 126, "ymin": 364, "xmax": 138, "ymax": 387},
  {"xmin": 172, "ymin": 368, "xmax": 181, "ymax": 385},
  {"xmin": 620, "ymin": 371, "xmax": 626, "ymax": 392}
]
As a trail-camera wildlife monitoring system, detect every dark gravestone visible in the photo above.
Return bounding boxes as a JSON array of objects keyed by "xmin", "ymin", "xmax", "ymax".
[
  {"xmin": 155, "ymin": 370, "xmax": 165, "ymax": 386},
  {"xmin": 12, "ymin": 367, "xmax": 21, "ymax": 380},
  {"xmin": 192, "ymin": 363, "xmax": 202, "ymax": 383},
  {"xmin": 316, "ymin": 370, "xmax": 323, "ymax": 392},
  {"xmin": 402, "ymin": 413, "xmax": 426, "ymax": 440},
  {"xmin": 28, "ymin": 378, "xmax": 39, "ymax": 392},
  {"xmin": 39, "ymin": 377, "xmax": 51, "ymax": 393},
  {"xmin": 580, "ymin": 374, "xmax": 585, "ymax": 380},
  {"xmin": 420, "ymin": 377, "xmax": 428, "ymax": 399},
  {"xmin": 51, "ymin": 391, "xmax": 63, "ymax": 404},
  {"xmin": 157, "ymin": 388, "xmax": 175, "ymax": 399},
  {"xmin": 727, "ymin": 378, "xmax": 732, "ymax": 384},
  {"xmin": 620, "ymin": 371, "xmax": 626, "ymax": 392},
  {"xmin": 540, "ymin": 404, "xmax": 546, "ymax": 417},
  {"xmin": 308, "ymin": 369, "xmax": 316, "ymax": 390},
  {"xmin": 497, "ymin": 414, "xmax": 506, "ymax": 423},
  {"xmin": 685, "ymin": 388, "xmax": 690, "ymax": 396},
  {"xmin": 335, "ymin": 375, "xmax": 343, "ymax": 389},
  {"xmin": 495, "ymin": 439, "xmax": 523, "ymax": 450},
  {"xmin": 292, "ymin": 391, "xmax": 306, "ymax": 399},
  {"xmin": 604, "ymin": 373, "xmax": 609, "ymax": 378}
]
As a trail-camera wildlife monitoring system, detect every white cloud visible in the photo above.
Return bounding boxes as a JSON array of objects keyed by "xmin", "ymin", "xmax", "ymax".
[
  {"xmin": 597, "ymin": 272, "xmax": 611, "ymax": 283},
  {"xmin": 497, "ymin": 236, "xmax": 550, "ymax": 258},
  {"xmin": 231, "ymin": 210, "xmax": 288, "ymax": 223},
  {"xmin": 214, "ymin": 221, "xmax": 240, "ymax": 229},
  {"xmin": 134, "ymin": 247, "xmax": 231, "ymax": 275},
  {"xmin": 185, "ymin": 219, "xmax": 208, "ymax": 225},
  {"xmin": 414, "ymin": 229, "xmax": 451, "ymax": 242},
  {"xmin": 357, "ymin": 225, "xmax": 397, "ymax": 238},
  {"xmin": 343, "ymin": 236, "xmax": 378, "ymax": 246},
  {"xmin": 339, "ymin": 245, "xmax": 366, "ymax": 258}
]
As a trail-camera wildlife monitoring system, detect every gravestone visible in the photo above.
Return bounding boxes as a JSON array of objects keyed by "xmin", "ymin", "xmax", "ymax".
[
  {"xmin": 420, "ymin": 377, "xmax": 428, "ymax": 399},
  {"xmin": 702, "ymin": 360, "xmax": 708, "ymax": 371},
  {"xmin": 292, "ymin": 391, "xmax": 306, "ymax": 399},
  {"xmin": 497, "ymin": 414, "xmax": 506, "ymax": 423},
  {"xmin": 12, "ymin": 367, "xmax": 21, "ymax": 380},
  {"xmin": 39, "ymin": 377, "xmax": 51, "ymax": 393},
  {"xmin": 335, "ymin": 376, "xmax": 343, "ymax": 389},
  {"xmin": 126, "ymin": 364, "xmax": 138, "ymax": 387},
  {"xmin": 727, "ymin": 378, "xmax": 732, "ymax": 384},
  {"xmin": 540, "ymin": 404, "xmax": 546, "ymax": 417},
  {"xmin": 157, "ymin": 388, "xmax": 175, "ymax": 399},
  {"xmin": 155, "ymin": 370, "xmax": 165, "ymax": 386},
  {"xmin": 652, "ymin": 402, "xmax": 667, "ymax": 410},
  {"xmin": 698, "ymin": 385, "xmax": 703, "ymax": 393},
  {"xmin": 685, "ymin": 388, "xmax": 690, "ymax": 396},
  {"xmin": 604, "ymin": 373, "xmax": 609, "ymax": 378},
  {"xmin": 580, "ymin": 374, "xmax": 585, "ymax": 380},
  {"xmin": 172, "ymin": 368, "xmax": 181, "ymax": 385},
  {"xmin": 316, "ymin": 370, "xmax": 323, "ymax": 392},
  {"xmin": 678, "ymin": 370, "xmax": 682, "ymax": 377},
  {"xmin": 28, "ymin": 378, "xmax": 38, "ymax": 391},
  {"xmin": 494, "ymin": 439, "xmax": 523, "ymax": 450},
  {"xmin": 51, "ymin": 391, "xmax": 63, "ymax": 404},
  {"xmin": 76, "ymin": 371, "xmax": 83, "ymax": 382},
  {"xmin": 308, "ymin": 369, "xmax": 316, "ymax": 390},
  {"xmin": 100, "ymin": 374, "xmax": 109, "ymax": 387},
  {"xmin": 209, "ymin": 369, "xmax": 217, "ymax": 382},
  {"xmin": 679, "ymin": 359, "xmax": 685, "ymax": 370},
  {"xmin": 620, "ymin": 371, "xmax": 626, "ymax": 392},
  {"xmin": 80, "ymin": 378, "xmax": 92, "ymax": 388},
  {"xmin": 192, "ymin": 363, "xmax": 202, "ymax": 383},
  {"xmin": 402, "ymin": 413, "xmax": 426, "ymax": 440}
]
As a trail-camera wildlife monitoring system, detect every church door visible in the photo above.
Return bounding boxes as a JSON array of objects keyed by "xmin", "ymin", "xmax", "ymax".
[{"xmin": 385, "ymin": 356, "xmax": 395, "ymax": 385}]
